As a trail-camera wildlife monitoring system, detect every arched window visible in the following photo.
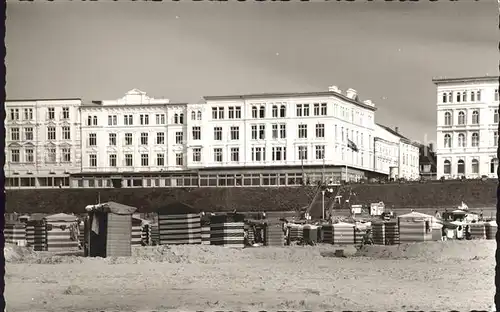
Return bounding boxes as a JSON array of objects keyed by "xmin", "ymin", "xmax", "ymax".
[
  {"xmin": 444, "ymin": 112, "xmax": 452, "ymax": 126},
  {"xmin": 448, "ymin": 92, "xmax": 452, "ymax": 102},
  {"xmin": 280, "ymin": 105, "xmax": 286, "ymax": 118},
  {"xmin": 252, "ymin": 106, "xmax": 258, "ymax": 118},
  {"xmin": 471, "ymin": 132, "xmax": 479, "ymax": 147},
  {"xmin": 462, "ymin": 91, "xmax": 467, "ymax": 102},
  {"xmin": 491, "ymin": 158, "xmax": 498, "ymax": 174},
  {"xmin": 456, "ymin": 92, "xmax": 461, "ymax": 102},
  {"xmin": 471, "ymin": 91, "xmax": 475, "ymax": 102},
  {"xmin": 197, "ymin": 111, "xmax": 202, "ymax": 120},
  {"xmin": 458, "ymin": 111, "xmax": 465, "ymax": 125},
  {"xmin": 179, "ymin": 113, "xmax": 184, "ymax": 124},
  {"xmin": 272, "ymin": 105, "xmax": 278, "ymax": 118},
  {"xmin": 458, "ymin": 133, "xmax": 465, "ymax": 147},
  {"xmin": 442, "ymin": 93, "xmax": 447, "ymax": 103},
  {"xmin": 444, "ymin": 160, "xmax": 451, "ymax": 174},
  {"xmin": 444, "ymin": 134, "xmax": 452, "ymax": 148},
  {"xmin": 191, "ymin": 111, "xmax": 196, "ymax": 120},
  {"xmin": 471, "ymin": 159, "xmax": 479, "ymax": 174},
  {"xmin": 457, "ymin": 159, "xmax": 465, "ymax": 175},
  {"xmin": 259, "ymin": 106, "xmax": 265, "ymax": 118},
  {"xmin": 174, "ymin": 113, "xmax": 179, "ymax": 124},
  {"xmin": 472, "ymin": 110, "xmax": 479, "ymax": 124},
  {"xmin": 477, "ymin": 90, "xmax": 482, "ymax": 101}
]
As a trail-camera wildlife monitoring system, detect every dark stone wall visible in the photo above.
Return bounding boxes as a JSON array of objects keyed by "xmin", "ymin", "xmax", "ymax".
[{"xmin": 6, "ymin": 180, "xmax": 496, "ymax": 214}]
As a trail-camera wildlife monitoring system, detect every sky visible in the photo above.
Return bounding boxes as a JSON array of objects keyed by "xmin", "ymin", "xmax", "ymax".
[{"xmin": 5, "ymin": 1, "xmax": 498, "ymax": 143}]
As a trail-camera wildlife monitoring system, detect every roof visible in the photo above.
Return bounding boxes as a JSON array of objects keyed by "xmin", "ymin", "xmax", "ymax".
[
  {"xmin": 82, "ymin": 102, "xmax": 187, "ymax": 108},
  {"xmin": 333, "ymin": 222, "xmax": 355, "ymax": 227},
  {"xmin": 157, "ymin": 202, "xmax": 198, "ymax": 215},
  {"xmin": 44, "ymin": 213, "xmax": 78, "ymax": 222},
  {"xmin": 376, "ymin": 123, "xmax": 420, "ymax": 147},
  {"xmin": 432, "ymin": 76, "xmax": 499, "ymax": 85},
  {"xmin": 398, "ymin": 211, "xmax": 433, "ymax": 219},
  {"xmin": 203, "ymin": 91, "xmax": 377, "ymax": 112},
  {"xmin": 85, "ymin": 201, "xmax": 137, "ymax": 215},
  {"xmin": 6, "ymin": 98, "xmax": 82, "ymax": 102}
]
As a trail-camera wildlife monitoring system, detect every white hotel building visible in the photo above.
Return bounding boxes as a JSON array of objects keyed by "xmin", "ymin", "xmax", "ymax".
[
  {"xmin": 434, "ymin": 76, "xmax": 499, "ymax": 179},
  {"xmin": 5, "ymin": 86, "xmax": 420, "ymax": 189}
]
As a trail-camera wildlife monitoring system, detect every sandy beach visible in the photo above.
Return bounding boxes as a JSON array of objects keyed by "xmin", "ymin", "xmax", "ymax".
[{"xmin": 5, "ymin": 240, "xmax": 494, "ymax": 312}]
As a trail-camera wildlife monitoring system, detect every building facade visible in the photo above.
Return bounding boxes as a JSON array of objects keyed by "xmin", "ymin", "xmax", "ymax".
[
  {"xmin": 6, "ymin": 86, "xmax": 421, "ymax": 188},
  {"xmin": 434, "ymin": 76, "xmax": 499, "ymax": 179},
  {"xmin": 6, "ymin": 98, "xmax": 82, "ymax": 188}
]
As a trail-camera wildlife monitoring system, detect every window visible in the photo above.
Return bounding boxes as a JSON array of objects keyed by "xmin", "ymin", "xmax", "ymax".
[
  {"xmin": 315, "ymin": 145, "xmax": 325, "ymax": 160},
  {"xmin": 156, "ymin": 132, "xmax": 165, "ymax": 145},
  {"xmin": 11, "ymin": 128, "xmax": 19, "ymax": 141},
  {"xmin": 259, "ymin": 125, "xmax": 265, "ymax": 140},
  {"xmin": 214, "ymin": 127, "xmax": 222, "ymax": 141},
  {"xmin": 471, "ymin": 133, "xmax": 479, "ymax": 147},
  {"xmin": 46, "ymin": 148, "xmax": 56, "ymax": 163},
  {"xmin": 457, "ymin": 111, "xmax": 465, "ymax": 125},
  {"xmin": 108, "ymin": 133, "xmax": 116, "ymax": 146},
  {"xmin": 192, "ymin": 127, "xmax": 201, "ymax": 140},
  {"xmin": 251, "ymin": 125, "xmax": 258, "ymax": 140},
  {"xmin": 296, "ymin": 104, "xmax": 302, "ymax": 117},
  {"xmin": 212, "ymin": 108, "xmax": 217, "ymax": 119},
  {"xmin": 444, "ymin": 112, "xmax": 452, "ymax": 126},
  {"xmin": 9, "ymin": 108, "xmax": 19, "ymax": 121},
  {"xmin": 191, "ymin": 111, "xmax": 196, "ymax": 120},
  {"xmin": 298, "ymin": 124, "xmax": 307, "ymax": 139},
  {"xmin": 456, "ymin": 92, "xmax": 461, "ymax": 103},
  {"xmin": 62, "ymin": 108, "xmax": 70, "ymax": 119},
  {"xmin": 47, "ymin": 127, "xmax": 56, "ymax": 140},
  {"xmin": 10, "ymin": 149, "xmax": 20, "ymax": 163},
  {"xmin": 457, "ymin": 159, "xmax": 465, "ymax": 175},
  {"xmin": 298, "ymin": 146, "xmax": 308, "ymax": 160},
  {"xmin": 24, "ymin": 108, "xmax": 33, "ymax": 120},
  {"xmin": 62, "ymin": 148, "xmax": 71, "ymax": 162},
  {"xmin": 89, "ymin": 155, "xmax": 97, "ymax": 167},
  {"xmin": 230, "ymin": 126, "xmax": 239, "ymax": 140},
  {"xmin": 314, "ymin": 103, "xmax": 320, "ymax": 116},
  {"xmin": 320, "ymin": 103, "xmax": 327, "ymax": 116},
  {"xmin": 477, "ymin": 90, "xmax": 481, "ymax": 101},
  {"xmin": 218, "ymin": 108, "xmax": 224, "ymax": 120},
  {"xmin": 197, "ymin": 111, "xmax": 202, "ymax": 120},
  {"xmin": 125, "ymin": 133, "xmax": 133, "ymax": 145},
  {"xmin": 125, "ymin": 154, "xmax": 133, "ymax": 167},
  {"xmin": 212, "ymin": 107, "xmax": 224, "ymax": 120},
  {"xmin": 272, "ymin": 105, "xmax": 278, "ymax": 117},
  {"xmin": 280, "ymin": 124, "xmax": 286, "ymax": 139},
  {"xmin": 25, "ymin": 149, "xmax": 34, "ymax": 163},
  {"xmin": 230, "ymin": 147, "xmax": 239, "ymax": 162},
  {"xmin": 280, "ymin": 105, "xmax": 286, "ymax": 118},
  {"xmin": 48, "ymin": 108, "xmax": 55, "ymax": 120},
  {"xmin": 495, "ymin": 109, "xmax": 499, "ymax": 124},
  {"xmin": 251, "ymin": 106, "xmax": 258, "ymax": 118},
  {"xmin": 214, "ymin": 148, "xmax": 223, "ymax": 162},
  {"xmin": 443, "ymin": 133, "xmax": 451, "ymax": 147},
  {"xmin": 87, "ymin": 116, "xmax": 97, "ymax": 126},
  {"xmin": 60, "ymin": 126, "xmax": 70, "ymax": 140},
  {"xmin": 175, "ymin": 131, "xmax": 184, "ymax": 144},
  {"xmin": 141, "ymin": 154, "xmax": 149, "ymax": 166},
  {"xmin": 156, "ymin": 114, "xmax": 166, "ymax": 125},
  {"xmin": 442, "ymin": 93, "xmax": 447, "ymax": 103},
  {"xmin": 88, "ymin": 133, "xmax": 97, "ymax": 146},
  {"xmin": 448, "ymin": 92, "xmax": 452, "ymax": 103},
  {"xmin": 156, "ymin": 153, "xmax": 164, "ymax": 166},
  {"xmin": 193, "ymin": 148, "xmax": 201, "ymax": 162},
  {"xmin": 124, "ymin": 115, "xmax": 133, "ymax": 125},
  {"xmin": 173, "ymin": 113, "xmax": 184, "ymax": 124},
  {"xmin": 175, "ymin": 153, "xmax": 183, "ymax": 166},
  {"xmin": 471, "ymin": 159, "xmax": 479, "ymax": 174},
  {"xmin": 303, "ymin": 104, "xmax": 310, "ymax": 116},
  {"xmin": 496, "ymin": 89, "xmax": 499, "ymax": 101},
  {"xmin": 443, "ymin": 160, "xmax": 451, "ymax": 174},
  {"xmin": 109, "ymin": 154, "xmax": 117, "ymax": 167},
  {"xmin": 259, "ymin": 106, "xmax": 265, "ymax": 118},
  {"xmin": 229, "ymin": 107, "xmax": 235, "ymax": 119},
  {"xmin": 251, "ymin": 147, "xmax": 266, "ymax": 161},
  {"xmin": 472, "ymin": 110, "xmax": 479, "ymax": 124},
  {"xmin": 139, "ymin": 133, "xmax": 148, "ymax": 145},
  {"xmin": 272, "ymin": 124, "xmax": 278, "ymax": 139},
  {"xmin": 457, "ymin": 133, "xmax": 466, "ymax": 147},
  {"xmin": 272, "ymin": 146, "xmax": 286, "ymax": 161},
  {"xmin": 491, "ymin": 158, "xmax": 498, "ymax": 174},
  {"xmin": 140, "ymin": 114, "xmax": 149, "ymax": 125},
  {"xmin": 315, "ymin": 124, "xmax": 325, "ymax": 138},
  {"xmin": 495, "ymin": 131, "xmax": 498, "ymax": 147},
  {"xmin": 462, "ymin": 91, "xmax": 467, "ymax": 102},
  {"xmin": 235, "ymin": 107, "xmax": 241, "ymax": 119}
]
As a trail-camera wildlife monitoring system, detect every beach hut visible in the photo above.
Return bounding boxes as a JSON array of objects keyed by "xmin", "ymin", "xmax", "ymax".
[
  {"xmin": 371, "ymin": 221, "xmax": 399, "ymax": 245},
  {"xmin": 468, "ymin": 222, "xmax": 486, "ymax": 240},
  {"xmin": 371, "ymin": 222, "xmax": 385, "ymax": 245},
  {"xmin": 44, "ymin": 213, "xmax": 79, "ymax": 252},
  {"xmin": 131, "ymin": 217, "xmax": 144, "ymax": 246},
  {"xmin": 265, "ymin": 222, "xmax": 285, "ymax": 247},
  {"xmin": 486, "ymin": 221, "xmax": 497, "ymax": 240},
  {"xmin": 26, "ymin": 216, "xmax": 47, "ymax": 251},
  {"xmin": 302, "ymin": 224, "xmax": 319, "ymax": 244},
  {"xmin": 210, "ymin": 213, "xmax": 245, "ymax": 248},
  {"xmin": 85, "ymin": 201, "xmax": 137, "ymax": 257},
  {"xmin": 320, "ymin": 224, "xmax": 334, "ymax": 244},
  {"xmin": 5, "ymin": 223, "xmax": 27, "ymax": 246},
  {"xmin": 332, "ymin": 222, "xmax": 355, "ymax": 245},
  {"xmin": 150, "ymin": 223, "xmax": 160, "ymax": 246},
  {"xmin": 157, "ymin": 202, "xmax": 201, "ymax": 245},
  {"xmin": 398, "ymin": 211, "xmax": 433, "ymax": 243}
]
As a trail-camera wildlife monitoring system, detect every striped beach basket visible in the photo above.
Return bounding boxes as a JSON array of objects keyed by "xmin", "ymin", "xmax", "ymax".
[
  {"xmin": 210, "ymin": 214, "xmax": 245, "ymax": 248},
  {"xmin": 26, "ymin": 220, "xmax": 47, "ymax": 251},
  {"xmin": 265, "ymin": 222, "xmax": 285, "ymax": 247},
  {"xmin": 131, "ymin": 218, "xmax": 143, "ymax": 246},
  {"xmin": 201, "ymin": 226, "xmax": 211, "ymax": 245},
  {"xmin": 5, "ymin": 223, "xmax": 27, "ymax": 246},
  {"xmin": 332, "ymin": 222, "xmax": 355, "ymax": 245}
]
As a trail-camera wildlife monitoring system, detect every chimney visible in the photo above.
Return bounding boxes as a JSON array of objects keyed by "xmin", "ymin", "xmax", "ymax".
[
  {"xmin": 328, "ymin": 85, "xmax": 341, "ymax": 93},
  {"xmin": 395, "ymin": 127, "xmax": 399, "ymax": 133},
  {"xmin": 345, "ymin": 88, "xmax": 357, "ymax": 99},
  {"xmin": 428, "ymin": 143, "xmax": 434, "ymax": 152}
]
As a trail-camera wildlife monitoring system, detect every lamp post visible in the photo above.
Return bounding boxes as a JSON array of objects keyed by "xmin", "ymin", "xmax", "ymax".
[{"xmin": 321, "ymin": 190, "xmax": 326, "ymax": 220}]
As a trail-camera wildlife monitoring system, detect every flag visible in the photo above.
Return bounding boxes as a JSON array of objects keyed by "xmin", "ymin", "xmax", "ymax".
[{"xmin": 347, "ymin": 139, "xmax": 359, "ymax": 152}]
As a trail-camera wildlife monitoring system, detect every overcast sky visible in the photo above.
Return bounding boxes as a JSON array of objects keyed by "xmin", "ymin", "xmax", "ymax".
[{"xmin": 6, "ymin": 1, "xmax": 498, "ymax": 143}]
